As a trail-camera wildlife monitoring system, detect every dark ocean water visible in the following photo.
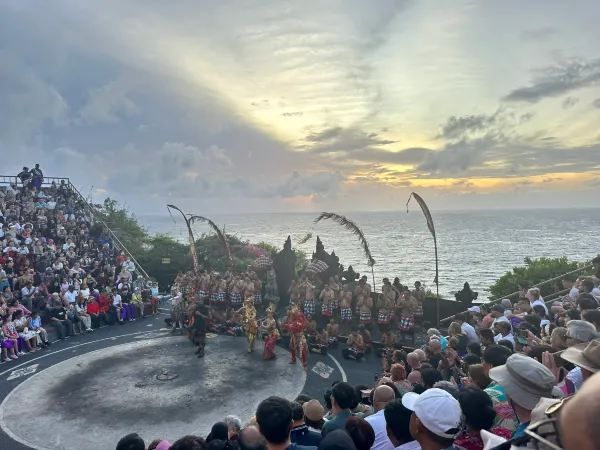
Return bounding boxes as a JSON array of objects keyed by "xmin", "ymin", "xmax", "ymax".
[{"xmin": 139, "ymin": 208, "xmax": 599, "ymax": 300}]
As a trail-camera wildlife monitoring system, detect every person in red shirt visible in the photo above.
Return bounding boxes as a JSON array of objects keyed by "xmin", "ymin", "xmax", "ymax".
[
  {"xmin": 98, "ymin": 291, "xmax": 113, "ymax": 325},
  {"xmin": 86, "ymin": 296, "xmax": 103, "ymax": 328}
]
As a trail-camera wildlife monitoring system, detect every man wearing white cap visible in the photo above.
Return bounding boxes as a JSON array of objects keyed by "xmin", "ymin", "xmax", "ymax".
[{"xmin": 401, "ymin": 388, "xmax": 461, "ymax": 450}]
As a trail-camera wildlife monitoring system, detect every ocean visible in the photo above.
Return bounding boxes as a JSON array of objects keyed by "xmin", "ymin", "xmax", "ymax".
[{"xmin": 139, "ymin": 208, "xmax": 600, "ymax": 301}]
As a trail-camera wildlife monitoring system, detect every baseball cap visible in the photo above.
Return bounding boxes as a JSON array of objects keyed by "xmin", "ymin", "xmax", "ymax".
[
  {"xmin": 467, "ymin": 306, "xmax": 481, "ymax": 314},
  {"xmin": 401, "ymin": 388, "xmax": 461, "ymax": 439}
]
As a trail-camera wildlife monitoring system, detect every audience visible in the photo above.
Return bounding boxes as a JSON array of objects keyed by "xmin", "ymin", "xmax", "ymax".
[{"xmin": 0, "ymin": 175, "xmax": 158, "ymax": 362}]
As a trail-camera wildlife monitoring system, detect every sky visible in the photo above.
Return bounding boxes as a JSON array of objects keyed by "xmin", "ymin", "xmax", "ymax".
[{"xmin": 1, "ymin": 0, "xmax": 600, "ymax": 214}]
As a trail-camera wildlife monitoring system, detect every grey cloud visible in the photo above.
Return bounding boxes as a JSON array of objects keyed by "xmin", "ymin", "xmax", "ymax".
[
  {"xmin": 417, "ymin": 139, "xmax": 488, "ymax": 175},
  {"xmin": 503, "ymin": 57, "xmax": 600, "ymax": 103},
  {"xmin": 305, "ymin": 127, "xmax": 344, "ymax": 142},
  {"xmin": 305, "ymin": 127, "xmax": 396, "ymax": 154},
  {"xmin": 520, "ymin": 26, "xmax": 557, "ymax": 41},
  {"xmin": 263, "ymin": 171, "xmax": 344, "ymax": 199},
  {"xmin": 79, "ymin": 80, "xmax": 139, "ymax": 124},
  {"xmin": 281, "ymin": 112, "xmax": 303, "ymax": 117},
  {"xmin": 562, "ymin": 96, "xmax": 579, "ymax": 109},
  {"xmin": 593, "ymin": 98, "xmax": 600, "ymax": 109},
  {"xmin": 439, "ymin": 114, "xmax": 496, "ymax": 140}
]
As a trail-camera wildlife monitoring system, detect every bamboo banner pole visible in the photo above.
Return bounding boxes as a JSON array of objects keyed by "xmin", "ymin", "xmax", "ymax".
[{"xmin": 406, "ymin": 192, "xmax": 439, "ymax": 324}]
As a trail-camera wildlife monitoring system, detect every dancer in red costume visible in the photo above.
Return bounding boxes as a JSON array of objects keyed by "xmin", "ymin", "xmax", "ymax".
[{"xmin": 283, "ymin": 304, "xmax": 308, "ymax": 369}]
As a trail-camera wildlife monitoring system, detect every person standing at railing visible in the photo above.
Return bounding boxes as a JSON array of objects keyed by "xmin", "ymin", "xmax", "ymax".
[
  {"xmin": 16, "ymin": 167, "xmax": 32, "ymax": 187},
  {"xmin": 29, "ymin": 164, "xmax": 44, "ymax": 191}
]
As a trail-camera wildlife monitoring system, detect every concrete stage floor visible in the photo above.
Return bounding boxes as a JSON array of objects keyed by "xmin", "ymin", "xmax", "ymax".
[{"xmin": 0, "ymin": 313, "xmax": 382, "ymax": 449}]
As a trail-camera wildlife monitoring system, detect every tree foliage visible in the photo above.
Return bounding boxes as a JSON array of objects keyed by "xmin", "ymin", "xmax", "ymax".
[
  {"xmin": 489, "ymin": 256, "xmax": 588, "ymax": 299},
  {"xmin": 91, "ymin": 198, "xmax": 308, "ymax": 290}
]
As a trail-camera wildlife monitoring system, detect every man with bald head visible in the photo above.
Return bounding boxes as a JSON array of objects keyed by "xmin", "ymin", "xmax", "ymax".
[
  {"xmin": 559, "ymin": 371, "xmax": 600, "ymax": 450},
  {"xmin": 238, "ymin": 425, "xmax": 267, "ymax": 450},
  {"xmin": 365, "ymin": 385, "xmax": 396, "ymax": 450}
]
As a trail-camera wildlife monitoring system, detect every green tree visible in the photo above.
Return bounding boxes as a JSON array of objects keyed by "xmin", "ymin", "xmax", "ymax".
[
  {"xmin": 489, "ymin": 256, "xmax": 589, "ymax": 299},
  {"xmin": 138, "ymin": 234, "xmax": 191, "ymax": 290},
  {"xmin": 92, "ymin": 198, "xmax": 148, "ymax": 256}
]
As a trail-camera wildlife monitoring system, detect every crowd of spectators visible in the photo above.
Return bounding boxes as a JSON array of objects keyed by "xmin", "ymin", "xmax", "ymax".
[
  {"xmin": 1, "ymin": 168, "xmax": 158, "ymax": 362},
  {"xmin": 117, "ymin": 276, "xmax": 600, "ymax": 450}
]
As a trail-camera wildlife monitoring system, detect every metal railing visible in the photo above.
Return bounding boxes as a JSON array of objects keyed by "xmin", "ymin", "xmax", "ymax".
[
  {"xmin": 0, "ymin": 174, "xmax": 151, "ymax": 280},
  {"xmin": 440, "ymin": 262, "xmax": 595, "ymax": 324}
]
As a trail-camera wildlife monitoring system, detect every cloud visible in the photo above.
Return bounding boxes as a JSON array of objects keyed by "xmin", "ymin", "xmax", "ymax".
[
  {"xmin": 503, "ymin": 57, "xmax": 600, "ymax": 103},
  {"xmin": 520, "ymin": 26, "xmax": 557, "ymax": 41},
  {"xmin": 562, "ymin": 96, "xmax": 579, "ymax": 109},
  {"xmin": 593, "ymin": 98, "xmax": 600, "ymax": 109},
  {"xmin": 304, "ymin": 127, "xmax": 396, "ymax": 155},
  {"xmin": 79, "ymin": 80, "xmax": 139, "ymax": 124},
  {"xmin": 439, "ymin": 114, "xmax": 496, "ymax": 140}
]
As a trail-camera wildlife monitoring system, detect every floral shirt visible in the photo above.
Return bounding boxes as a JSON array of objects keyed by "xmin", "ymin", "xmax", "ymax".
[{"xmin": 484, "ymin": 382, "xmax": 519, "ymax": 432}]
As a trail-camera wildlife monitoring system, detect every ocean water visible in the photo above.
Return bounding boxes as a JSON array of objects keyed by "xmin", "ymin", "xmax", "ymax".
[{"xmin": 139, "ymin": 208, "xmax": 600, "ymax": 301}]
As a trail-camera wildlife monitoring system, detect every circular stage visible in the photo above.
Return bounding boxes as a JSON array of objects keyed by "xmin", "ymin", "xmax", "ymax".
[{"xmin": 0, "ymin": 333, "xmax": 306, "ymax": 450}]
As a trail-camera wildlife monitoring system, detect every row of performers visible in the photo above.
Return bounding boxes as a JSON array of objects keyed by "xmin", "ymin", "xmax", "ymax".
[
  {"xmin": 183, "ymin": 294, "xmax": 417, "ymax": 368},
  {"xmin": 189, "ymin": 280, "xmax": 426, "ymax": 331}
]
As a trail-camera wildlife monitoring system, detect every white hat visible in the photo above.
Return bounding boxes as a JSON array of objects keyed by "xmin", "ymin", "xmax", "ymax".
[
  {"xmin": 467, "ymin": 306, "xmax": 481, "ymax": 314},
  {"xmin": 401, "ymin": 388, "xmax": 462, "ymax": 439}
]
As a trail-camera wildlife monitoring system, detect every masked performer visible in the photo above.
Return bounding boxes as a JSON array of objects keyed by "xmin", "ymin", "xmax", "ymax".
[
  {"xmin": 239, "ymin": 297, "xmax": 258, "ymax": 353},
  {"xmin": 283, "ymin": 305, "xmax": 308, "ymax": 368}
]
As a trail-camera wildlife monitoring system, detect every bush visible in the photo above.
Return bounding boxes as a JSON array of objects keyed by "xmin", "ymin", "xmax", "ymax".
[{"xmin": 489, "ymin": 257, "xmax": 588, "ymax": 299}]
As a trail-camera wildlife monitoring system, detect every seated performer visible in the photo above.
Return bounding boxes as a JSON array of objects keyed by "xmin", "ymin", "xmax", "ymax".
[
  {"xmin": 326, "ymin": 317, "xmax": 339, "ymax": 347},
  {"xmin": 308, "ymin": 328, "xmax": 328, "ymax": 355},
  {"xmin": 342, "ymin": 327, "xmax": 365, "ymax": 360}
]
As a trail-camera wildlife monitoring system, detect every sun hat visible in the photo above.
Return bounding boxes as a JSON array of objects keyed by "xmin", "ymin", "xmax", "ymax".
[
  {"xmin": 489, "ymin": 353, "xmax": 560, "ymax": 410},
  {"xmin": 560, "ymin": 340, "xmax": 600, "ymax": 373},
  {"xmin": 566, "ymin": 320, "xmax": 598, "ymax": 342},
  {"xmin": 401, "ymin": 388, "xmax": 461, "ymax": 439},
  {"xmin": 303, "ymin": 399, "xmax": 325, "ymax": 422}
]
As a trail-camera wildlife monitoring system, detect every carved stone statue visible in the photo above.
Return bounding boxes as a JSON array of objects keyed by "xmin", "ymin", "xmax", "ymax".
[{"xmin": 273, "ymin": 236, "xmax": 296, "ymax": 306}]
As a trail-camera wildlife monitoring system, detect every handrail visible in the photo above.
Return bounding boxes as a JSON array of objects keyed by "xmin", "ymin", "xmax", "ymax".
[
  {"xmin": 0, "ymin": 174, "xmax": 151, "ymax": 280},
  {"xmin": 66, "ymin": 181, "xmax": 151, "ymax": 280},
  {"xmin": 440, "ymin": 262, "xmax": 595, "ymax": 324}
]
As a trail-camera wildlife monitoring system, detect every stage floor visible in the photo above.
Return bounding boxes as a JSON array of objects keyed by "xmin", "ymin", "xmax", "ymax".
[{"xmin": 0, "ymin": 333, "xmax": 306, "ymax": 450}]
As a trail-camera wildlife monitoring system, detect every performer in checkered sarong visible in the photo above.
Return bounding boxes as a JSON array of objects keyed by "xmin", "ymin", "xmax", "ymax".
[
  {"xmin": 319, "ymin": 283, "xmax": 335, "ymax": 323},
  {"xmin": 339, "ymin": 289, "xmax": 353, "ymax": 323},
  {"xmin": 254, "ymin": 292, "xmax": 262, "ymax": 307},
  {"xmin": 357, "ymin": 293, "xmax": 373, "ymax": 324}
]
